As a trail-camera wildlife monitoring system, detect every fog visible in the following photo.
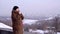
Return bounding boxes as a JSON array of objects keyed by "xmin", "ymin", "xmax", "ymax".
[{"xmin": 0, "ymin": 0, "xmax": 60, "ymax": 19}]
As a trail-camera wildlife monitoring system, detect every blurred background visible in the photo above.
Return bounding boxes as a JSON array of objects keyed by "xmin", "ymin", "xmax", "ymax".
[{"xmin": 0, "ymin": 0, "xmax": 60, "ymax": 34}]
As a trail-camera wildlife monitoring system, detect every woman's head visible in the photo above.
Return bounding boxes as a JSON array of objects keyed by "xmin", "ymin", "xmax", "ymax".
[{"xmin": 13, "ymin": 6, "xmax": 19, "ymax": 12}]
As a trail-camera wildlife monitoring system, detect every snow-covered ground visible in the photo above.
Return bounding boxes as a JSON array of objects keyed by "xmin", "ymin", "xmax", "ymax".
[
  {"xmin": 0, "ymin": 19, "xmax": 38, "ymax": 31},
  {"xmin": 45, "ymin": 17, "xmax": 54, "ymax": 20},
  {"xmin": 0, "ymin": 18, "xmax": 60, "ymax": 34},
  {"xmin": 57, "ymin": 32, "xmax": 60, "ymax": 34},
  {"xmin": 23, "ymin": 19, "xmax": 38, "ymax": 25},
  {"xmin": 29, "ymin": 29, "xmax": 60, "ymax": 34},
  {"xmin": 0, "ymin": 22, "xmax": 60, "ymax": 34},
  {"xmin": 6, "ymin": 17, "xmax": 38, "ymax": 25},
  {"xmin": 0, "ymin": 19, "xmax": 38, "ymax": 29},
  {"xmin": 0, "ymin": 23, "xmax": 12, "ymax": 29},
  {"xmin": 29, "ymin": 29, "xmax": 44, "ymax": 34}
]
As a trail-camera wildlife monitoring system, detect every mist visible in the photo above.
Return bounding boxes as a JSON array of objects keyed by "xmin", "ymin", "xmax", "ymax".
[{"xmin": 0, "ymin": 0, "xmax": 60, "ymax": 19}]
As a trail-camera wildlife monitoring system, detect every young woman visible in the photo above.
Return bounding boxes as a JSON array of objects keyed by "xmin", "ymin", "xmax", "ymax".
[{"xmin": 11, "ymin": 6, "xmax": 24, "ymax": 34}]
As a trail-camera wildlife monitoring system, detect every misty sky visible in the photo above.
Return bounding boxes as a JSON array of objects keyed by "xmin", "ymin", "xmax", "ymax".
[{"xmin": 0, "ymin": 0, "xmax": 60, "ymax": 19}]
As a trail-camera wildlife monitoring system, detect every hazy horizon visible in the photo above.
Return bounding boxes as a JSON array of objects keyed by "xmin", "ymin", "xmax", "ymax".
[{"xmin": 0, "ymin": 0, "xmax": 60, "ymax": 19}]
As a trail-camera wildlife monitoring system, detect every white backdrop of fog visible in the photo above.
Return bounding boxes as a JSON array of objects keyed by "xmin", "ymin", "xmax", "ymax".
[{"xmin": 0, "ymin": 0, "xmax": 60, "ymax": 19}]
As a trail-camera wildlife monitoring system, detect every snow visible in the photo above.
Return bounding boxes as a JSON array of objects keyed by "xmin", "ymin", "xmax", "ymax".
[
  {"xmin": 23, "ymin": 19, "xmax": 38, "ymax": 25},
  {"xmin": 29, "ymin": 29, "xmax": 60, "ymax": 34},
  {"xmin": 29, "ymin": 29, "xmax": 44, "ymax": 34},
  {"xmin": 0, "ymin": 22, "xmax": 60, "ymax": 34},
  {"xmin": 6, "ymin": 18, "xmax": 38, "ymax": 25},
  {"xmin": 0, "ymin": 19, "xmax": 38, "ymax": 29},
  {"xmin": 0, "ymin": 19, "xmax": 38, "ymax": 31},
  {"xmin": 0, "ymin": 22, "xmax": 12, "ymax": 29},
  {"xmin": 0, "ymin": 18, "xmax": 60, "ymax": 34},
  {"xmin": 6, "ymin": 18, "xmax": 11, "ymax": 20},
  {"xmin": 57, "ymin": 32, "xmax": 60, "ymax": 34},
  {"xmin": 45, "ymin": 17, "xmax": 53, "ymax": 20}
]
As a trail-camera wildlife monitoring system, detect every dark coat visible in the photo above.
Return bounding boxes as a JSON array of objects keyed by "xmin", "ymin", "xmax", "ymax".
[{"xmin": 11, "ymin": 10, "xmax": 24, "ymax": 34}]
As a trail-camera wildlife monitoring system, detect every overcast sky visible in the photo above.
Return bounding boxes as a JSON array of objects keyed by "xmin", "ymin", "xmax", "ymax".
[{"xmin": 0, "ymin": 0, "xmax": 60, "ymax": 19}]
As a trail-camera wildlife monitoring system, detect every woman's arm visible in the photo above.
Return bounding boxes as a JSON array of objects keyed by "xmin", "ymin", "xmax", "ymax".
[{"xmin": 19, "ymin": 13, "xmax": 24, "ymax": 20}]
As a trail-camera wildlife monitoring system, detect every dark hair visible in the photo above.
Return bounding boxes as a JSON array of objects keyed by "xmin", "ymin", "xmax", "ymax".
[{"xmin": 13, "ymin": 6, "xmax": 19, "ymax": 10}]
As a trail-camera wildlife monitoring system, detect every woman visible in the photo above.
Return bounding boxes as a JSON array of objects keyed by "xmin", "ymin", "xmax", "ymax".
[{"xmin": 11, "ymin": 6, "xmax": 24, "ymax": 34}]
